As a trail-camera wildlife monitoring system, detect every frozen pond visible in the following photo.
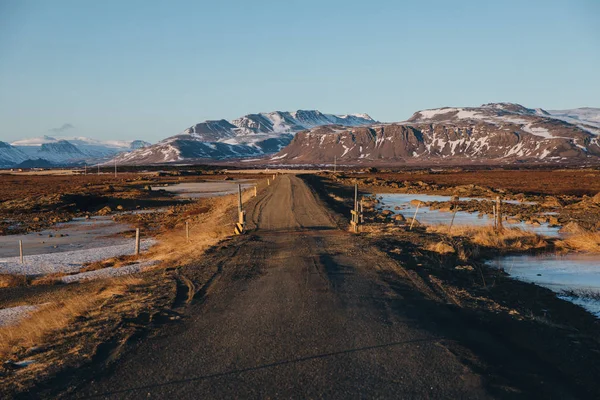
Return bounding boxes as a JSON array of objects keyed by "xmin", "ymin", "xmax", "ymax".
[
  {"xmin": 152, "ymin": 180, "xmax": 255, "ymax": 199},
  {"xmin": 0, "ymin": 214, "xmax": 158, "ymax": 277},
  {"xmin": 488, "ymin": 254, "xmax": 600, "ymax": 318},
  {"xmin": 0, "ymin": 239, "xmax": 156, "ymax": 276},
  {"xmin": 0, "ymin": 216, "xmax": 131, "ymax": 258},
  {"xmin": 377, "ymin": 193, "xmax": 559, "ymax": 237}
]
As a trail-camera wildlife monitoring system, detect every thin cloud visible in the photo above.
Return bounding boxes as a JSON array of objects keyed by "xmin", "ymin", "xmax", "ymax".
[{"xmin": 48, "ymin": 123, "xmax": 74, "ymax": 134}]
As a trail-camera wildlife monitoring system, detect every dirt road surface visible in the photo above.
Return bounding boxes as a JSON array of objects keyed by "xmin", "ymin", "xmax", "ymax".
[{"xmin": 73, "ymin": 175, "xmax": 583, "ymax": 399}]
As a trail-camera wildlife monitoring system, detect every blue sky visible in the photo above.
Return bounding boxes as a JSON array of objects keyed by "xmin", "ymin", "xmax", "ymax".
[{"xmin": 0, "ymin": 0, "xmax": 598, "ymax": 143}]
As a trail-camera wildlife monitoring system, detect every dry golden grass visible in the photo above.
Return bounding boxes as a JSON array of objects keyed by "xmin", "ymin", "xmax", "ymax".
[
  {"xmin": 79, "ymin": 254, "xmax": 138, "ymax": 273},
  {"xmin": 0, "ymin": 277, "xmax": 142, "ymax": 358},
  {"xmin": 0, "ymin": 182, "xmax": 261, "ymax": 361},
  {"xmin": 555, "ymin": 231, "xmax": 600, "ymax": 253},
  {"xmin": 143, "ymin": 182, "xmax": 261, "ymax": 269},
  {"xmin": 428, "ymin": 225, "xmax": 548, "ymax": 250},
  {"xmin": 426, "ymin": 242, "xmax": 455, "ymax": 254},
  {"xmin": 0, "ymin": 274, "xmax": 27, "ymax": 288},
  {"xmin": 30, "ymin": 273, "xmax": 67, "ymax": 286}
]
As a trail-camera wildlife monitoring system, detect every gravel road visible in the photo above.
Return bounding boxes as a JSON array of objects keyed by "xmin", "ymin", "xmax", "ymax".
[{"xmin": 73, "ymin": 175, "xmax": 584, "ymax": 399}]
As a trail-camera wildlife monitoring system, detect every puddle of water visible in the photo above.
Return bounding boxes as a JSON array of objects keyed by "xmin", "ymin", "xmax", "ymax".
[
  {"xmin": 0, "ymin": 216, "xmax": 131, "ymax": 258},
  {"xmin": 377, "ymin": 193, "xmax": 559, "ymax": 237},
  {"xmin": 488, "ymin": 254, "xmax": 600, "ymax": 318},
  {"xmin": 152, "ymin": 180, "xmax": 255, "ymax": 199}
]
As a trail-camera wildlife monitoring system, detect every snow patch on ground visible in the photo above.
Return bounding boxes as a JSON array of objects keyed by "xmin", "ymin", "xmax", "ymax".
[
  {"xmin": 0, "ymin": 304, "xmax": 41, "ymax": 327},
  {"xmin": 0, "ymin": 239, "xmax": 156, "ymax": 275},
  {"xmin": 61, "ymin": 260, "xmax": 158, "ymax": 283}
]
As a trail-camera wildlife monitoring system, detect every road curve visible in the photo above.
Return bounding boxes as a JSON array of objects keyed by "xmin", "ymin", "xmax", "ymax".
[{"xmin": 76, "ymin": 175, "xmax": 492, "ymax": 399}]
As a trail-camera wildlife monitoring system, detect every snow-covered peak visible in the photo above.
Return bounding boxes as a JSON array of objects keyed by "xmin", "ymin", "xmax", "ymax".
[
  {"xmin": 11, "ymin": 135, "xmax": 58, "ymax": 146},
  {"xmin": 547, "ymin": 108, "xmax": 600, "ymax": 133}
]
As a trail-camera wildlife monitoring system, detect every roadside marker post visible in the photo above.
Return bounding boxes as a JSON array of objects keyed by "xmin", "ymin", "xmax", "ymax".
[
  {"xmin": 254, "ymin": 185, "xmax": 257, "ymax": 197},
  {"xmin": 134, "ymin": 228, "xmax": 140, "ymax": 256},
  {"xmin": 410, "ymin": 201, "xmax": 421, "ymax": 231},
  {"xmin": 350, "ymin": 184, "xmax": 362, "ymax": 233},
  {"xmin": 19, "ymin": 240, "xmax": 23, "ymax": 264},
  {"xmin": 234, "ymin": 184, "xmax": 246, "ymax": 235},
  {"xmin": 267, "ymin": 179, "xmax": 270, "ymax": 186}
]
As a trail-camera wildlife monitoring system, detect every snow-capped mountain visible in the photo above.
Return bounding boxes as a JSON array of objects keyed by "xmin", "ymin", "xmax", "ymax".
[
  {"xmin": 546, "ymin": 108, "xmax": 600, "ymax": 135},
  {"xmin": 111, "ymin": 110, "xmax": 376, "ymax": 165},
  {"xmin": 0, "ymin": 141, "xmax": 28, "ymax": 167},
  {"xmin": 10, "ymin": 135, "xmax": 151, "ymax": 166},
  {"xmin": 270, "ymin": 103, "xmax": 600, "ymax": 165}
]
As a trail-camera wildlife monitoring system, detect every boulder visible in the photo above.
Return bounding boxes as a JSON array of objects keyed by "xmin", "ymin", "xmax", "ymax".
[
  {"xmin": 559, "ymin": 221, "xmax": 586, "ymax": 234},
  {"xmin": 542, "ymin": 196, "xmax": 564, "ymax": 208},
  {"xmin": 97, "ymin": 206, "xmax": 113, "ymax": 216},
  {"xmin": 394, "ymin": 214, "xmax": 406, "ymax": 222}
]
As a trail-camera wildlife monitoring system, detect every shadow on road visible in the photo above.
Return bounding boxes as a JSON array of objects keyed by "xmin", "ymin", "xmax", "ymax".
[{"xmin": 80, "ymin": 338, "xmax": 439, "ymax": 398}]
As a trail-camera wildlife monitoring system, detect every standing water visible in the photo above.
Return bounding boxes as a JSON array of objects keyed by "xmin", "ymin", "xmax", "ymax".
[
  {"xmin": 488, "ymin": 254, "xmax": 600, "ymax": 318},
  {"xmin": 377, "ymin": 193, "xmax": 560, "ymax": 237}
]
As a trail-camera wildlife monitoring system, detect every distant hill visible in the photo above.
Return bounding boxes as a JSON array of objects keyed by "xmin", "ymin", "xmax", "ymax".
[
  {"xmin": 109, "ymin": 110, "xmax": 377, "ymax": 165},
  {"xmin": 14, "ymin": 158, "xmax": 55, "ymax": 169},
  {"xmin": 9, "ymin": 135, "xmax": 151, "ymax": 167},
  {"xmin": 268, "ymin": 103, "xmax": 600, "ymax": 165}
]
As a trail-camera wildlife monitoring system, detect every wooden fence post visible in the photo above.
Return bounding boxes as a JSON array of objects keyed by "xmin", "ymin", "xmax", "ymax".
[
  {"xmin": 410, "ymin": 201, "xmax": 421, "ymax": 231},
  {"xmin": 19, "ymin": 240, "xmax": 23, "ymax": 264},
  {"xmin": 134, "ymin": 228, "xmax": 140, "ymax": 256},
  {"xmin": 496, "ymin": 196, "xmax": 503, "ymax": 231},
  {"xmin": 254, "ymin": 185, "xmax": 257, "ymax": 197},
  {"xmin": 449, "ymin": 196, "xmax": 459, "ymax": 233}
]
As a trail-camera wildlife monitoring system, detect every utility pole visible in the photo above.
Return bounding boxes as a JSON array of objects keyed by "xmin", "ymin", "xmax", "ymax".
[
  {"xmin": 114, "ymin": 159, "xmax": 117, "ymax": 178},
  {"xmin": 84, "ymin": 163, "xmax": 87, "ymax": 175}
]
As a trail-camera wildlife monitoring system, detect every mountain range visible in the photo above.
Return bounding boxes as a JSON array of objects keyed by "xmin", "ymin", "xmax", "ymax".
[
  {"xmin": 0, "ymin": 136, "xmax": 150, "ymax": 168},
  {"xmin": 269, "ymin": 104, "xmax": 600, "ymax": 165},
  {"xmin": 109, "ymin": 110, "xmax": 376, "ymax": 165},
  {"xmin": 2, "ymin": 104, "xmax": 600, "ymax": 168}
]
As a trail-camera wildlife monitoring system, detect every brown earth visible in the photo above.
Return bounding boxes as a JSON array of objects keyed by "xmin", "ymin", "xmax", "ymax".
[
  {"xmin": 342, "ymin": 169, "xmax": 600, "ymax": 197},
  {"xmin": 1, "ymin": 172, "xmax": 599, "ymax": 398},
  {"xmin": 0, "ymin": 172, "xmax": 265, "ymax": 235},
  {"xmin": 331, "ymin": 169, "xmax": 600, "ymax": 231},
  {"xmin": 13, "ymin": 174, "xmax": 594, "ymax": 399}
]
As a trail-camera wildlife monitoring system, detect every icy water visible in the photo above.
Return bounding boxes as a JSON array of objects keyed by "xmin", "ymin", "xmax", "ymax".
[
  {"xmin": 488, "ymin": 254, "xmax": 600, "ymax": 318},
  {"xmin": 152, "ymin": 180, "xmax": 255, "ymax": 199},
  {"xmin": 0, "ymin": 216, "xmax": 131, "ymax": 258},
  {"xmin": 377, "ymin": 193, "xmax": 560, "ymax": 237}
]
